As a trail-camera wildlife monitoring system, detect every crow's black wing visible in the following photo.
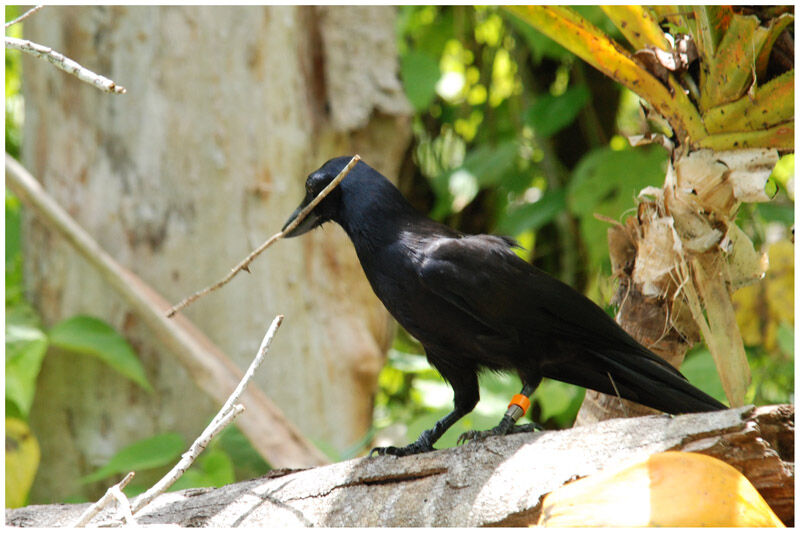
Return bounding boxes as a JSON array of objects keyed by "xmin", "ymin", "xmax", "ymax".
[{"xmin": 417, "ymin": 234, "xmax": 686, "ymax": 376}]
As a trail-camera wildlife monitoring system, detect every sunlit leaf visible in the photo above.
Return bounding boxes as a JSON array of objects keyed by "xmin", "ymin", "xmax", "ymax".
[
  {"xmin": 401, "ymin": 50, "xmax": 441, "ymax": 111},
  {"xmin": 49, "ymin": 315, "xmax": 153, "ymax": 392},
  {"xmin": 5, "ymin": 417, "xmax": 40, "ymax": 508},
  {"xmin": 505, "ymin": 11, "xmax": 572, "ymax": 64},
  {"xmin": 5, "ymin": 323, "xmax": 48, "ymax": 418},
  {"xmin": 6, "ymin": 303, "xmax": 49, "ymax": 419}
]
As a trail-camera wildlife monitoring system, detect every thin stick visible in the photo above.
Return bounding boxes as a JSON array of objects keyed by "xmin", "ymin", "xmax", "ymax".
[
  {"xmin": 110, "ymin": 485, "xmax": 137, "ymax": 525},
  {"xmin": 5, "ymin": 5, "xmax": 43, "ymax": 28},
  {"xmin": 209, "ymin": 315, "xmax": 283, "ymax": 429},
  {"xmin": 5, "ymin": 36, "xmax": 126, "ymax": 94},
  {"xmin": 166, "ymin": 154, "xmax": 361, "ymax": 318},
  {"xmin": 130, "ymin": 315, "xmax": 284, "ymax": 515},
  {"xmin": 72, "ymin": 471, "xmax": 135, "ymax": 527},
  {"xmin": 131, "ymin": 404, "xmax": 245, "ymax": 515}
]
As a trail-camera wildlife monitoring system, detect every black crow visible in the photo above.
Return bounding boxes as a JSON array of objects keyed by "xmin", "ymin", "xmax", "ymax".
[{"xmin": 283, "ymin": 157, "xmax": 727, "ymax": 457}]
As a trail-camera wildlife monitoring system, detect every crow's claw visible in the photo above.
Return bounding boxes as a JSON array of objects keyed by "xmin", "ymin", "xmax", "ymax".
[
  {"xmin": 457, "ymin": 422, "xmax": 542, "ymax": 446},
  {"xmin": 456, "ymin": 429, "xmax": 497, "ymax": 445},
  {"xmin": 369, "ymin": 441, "xmax": 434, "ymax": 457}
]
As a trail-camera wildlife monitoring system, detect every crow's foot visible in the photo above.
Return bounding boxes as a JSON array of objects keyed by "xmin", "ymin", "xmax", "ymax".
[
  {"xmin": 457, "ymin": 422, "xmax": 542, "ymax": 445},
  {"xmin": 369, "ymin": 440, "xmax": 434, "ymax": 457}
]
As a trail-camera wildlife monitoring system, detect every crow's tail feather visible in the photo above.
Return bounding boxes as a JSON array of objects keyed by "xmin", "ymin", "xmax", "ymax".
[{"xmin": 542, "ymin": 348, "xmax": 726, "ymax": 415}]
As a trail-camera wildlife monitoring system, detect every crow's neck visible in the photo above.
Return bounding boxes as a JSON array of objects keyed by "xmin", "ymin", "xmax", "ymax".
[{"xmin": 336, "ymin": 182, "xmax": 421, "ymax": 253}]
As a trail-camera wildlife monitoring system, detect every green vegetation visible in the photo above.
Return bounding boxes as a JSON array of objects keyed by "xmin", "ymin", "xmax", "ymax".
[{"xmin": 376, "ymin": 5, "xmax": 793, "ymax": 447}]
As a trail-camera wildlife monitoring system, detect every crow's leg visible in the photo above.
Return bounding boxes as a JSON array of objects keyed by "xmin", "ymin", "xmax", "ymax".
[
  {"xmin": 371, "ymin": 364, "xmax": 479, "ymax": 457},
  {"xmin": 457, "ymin": 379, "xmax": 542, "ymax": 445}
]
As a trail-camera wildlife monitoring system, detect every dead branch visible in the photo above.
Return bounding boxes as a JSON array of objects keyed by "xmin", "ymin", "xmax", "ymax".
[
  {"xmin": 5, "ymin": 36, "xmax": 126, "ymax": 94},
  {"xmin": 71, "ymin": 472, "xmax": 135, "ymax": 527},
  {"xmin": 5, "ymin": 5, "xmax": 44, "ymax": 28}
]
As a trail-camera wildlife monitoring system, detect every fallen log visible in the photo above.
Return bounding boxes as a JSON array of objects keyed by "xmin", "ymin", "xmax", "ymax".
[{"xmin": 7, "ymin": 404, "xmax": 793, "ymax": 527}]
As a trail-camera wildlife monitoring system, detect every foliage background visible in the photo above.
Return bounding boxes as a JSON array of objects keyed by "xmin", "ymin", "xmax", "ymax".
[{"xmin": 5, "ymin": 5, "xmax": 794, "ymax": 507}]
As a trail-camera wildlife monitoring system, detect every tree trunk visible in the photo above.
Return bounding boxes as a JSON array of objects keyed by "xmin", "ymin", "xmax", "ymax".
[
  {"xmin": 21, "ymin": 5, "xmax": 410, "ymax": 504},
  {"xmin": 6, "ymin": 405, "xmax": 793, "ymax": 527}
]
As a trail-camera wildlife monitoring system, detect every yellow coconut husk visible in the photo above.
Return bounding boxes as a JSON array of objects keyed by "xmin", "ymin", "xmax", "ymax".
[{"xmin": 538, "ymin": 451, "xmax": 784, "ymax": 527}]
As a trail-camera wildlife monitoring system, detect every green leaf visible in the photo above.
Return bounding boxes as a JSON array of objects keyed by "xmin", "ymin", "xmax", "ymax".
[
  {"xmin": 81, "ymin": 432, "xmax": 185, "ymax": 484},
  {"xmin": 462, "ymin": 140, "xmax": 519, "ymax": 188},
  {"xmin": 431, "ymin": 141, "xmax": 518, "ymax": 217},
  {"xmin": 401, "ymin": 50, "xmax": 441, "ymax": 111},
  {"xmin": 495, "ymin": 188, "xmax": 567, "ymax": 235},
  {"xmin": 48, "ymin": 315, "xmax": 153, "ymax": 392},
  {"xmin": 567, "ymin": 145, "xmax": 668, "ymax": 270},
  {"xmin": 6, "ymin": 307, "xmax": 49, "ymax": 419},
  {"xmin": 755, "ymin": 202, "xmax": 794, "ymax": 226},
  {"xmin": 170, "ymin": 448, "xmax": 235, "ymax": 491},
  {"xmin": 216, "ymin": 425, "xmax": 271, "ymax": 479},
  {"xmin": 6, "ymin": 190, "xmax": 21, "ymax": 266},
  {"xmin": 533, "ymin": 379, "xmax": 584, "ymax": 425},
  {"xmin": 680, "ymin": 347, "xmax": 728, "ymax": 404},
  {"xmin": 525, "ymin": 84, "xmax": 590, "ymax": 138},
  {"xmin": 776, "ymin": 323, "xmax": 794, "ymax": 358},
  {"xmin": 6, "ymin": 190, "xmax": 23, "ymax": 306}
]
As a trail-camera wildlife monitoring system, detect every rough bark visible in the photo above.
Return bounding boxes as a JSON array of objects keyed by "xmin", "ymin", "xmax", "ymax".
[
  {"xmin": 7, "ymin": 405, "xmax": 793, "ymax": 527},
  {"xmin": 21, "ymin": 5, "xmax": 410, "ymax": 503}
]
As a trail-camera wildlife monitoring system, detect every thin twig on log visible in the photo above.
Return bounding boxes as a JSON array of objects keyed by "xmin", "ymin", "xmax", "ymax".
[
  {"xmin": 131, "ymin": 315, "xmax": 283, "ymax": 515},
  {"xmin": 110, "ymin": 485, "xmax": 137, "ymax": 526},
  {"xmin": 5, "ymin": 5, "xmax": 44, "ymax": 28},
  {"xmin": 131, "ymin": 405, "xmax": 246, "ymax": 517},
  {"xmin": 71, "ymin": 471, "xmax": 135, "ymax": 527},
  {"xmin": 165, "ymin": 154, "xmax": 361, "ymax": 317},
  {"xmin": 5, "ymin": 154, "xmax": 328, "ymax": 468},
  {"xmin": 5, "ymin": 36, "xmax": 126, "ymax": 94}
]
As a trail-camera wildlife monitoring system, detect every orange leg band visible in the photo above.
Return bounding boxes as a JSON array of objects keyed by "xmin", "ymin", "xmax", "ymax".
[{"xmin": 508, "ymin": 394, "xmax": 531, "ymax": 415}]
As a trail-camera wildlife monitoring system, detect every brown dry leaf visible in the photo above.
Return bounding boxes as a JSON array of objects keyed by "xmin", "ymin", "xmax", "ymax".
[{"xmin": 632, "ymin": 217, "xmax": 681, "ymax": 297}]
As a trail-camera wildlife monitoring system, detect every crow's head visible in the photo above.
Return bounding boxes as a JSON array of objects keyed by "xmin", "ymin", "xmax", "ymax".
[{"xmin": 282, "ymin": 156, "xmax": 354, "ymax": 238}]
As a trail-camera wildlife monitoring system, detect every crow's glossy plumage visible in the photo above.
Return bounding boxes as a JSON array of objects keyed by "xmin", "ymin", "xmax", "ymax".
[{"xmin": 283, "ymin": 157, "xmax": 726, "ymax": 456}]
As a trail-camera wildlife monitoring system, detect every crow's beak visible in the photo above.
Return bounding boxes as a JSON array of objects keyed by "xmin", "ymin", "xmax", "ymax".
[{"xmin": 282, "ymin": 203, "xmax": 321, "ymax": 238}]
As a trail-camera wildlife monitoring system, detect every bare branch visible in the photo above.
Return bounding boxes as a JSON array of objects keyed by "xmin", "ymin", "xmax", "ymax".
[
  {"xmin": 5, "ymin": 36, "xmax": 126, "ymax": 94},
  {"xmin": 131, "ymin": 404, "xmax": 246, "ymax": 516},
  {"xmin": 131, "ymin": 315, "xmax": 284, "ymax": 515},
  {"xmin": 5, "ymin": 5, "xmax": 43, "ymax": 28},
  {"xmin": 110, "ymin": 485, "xmax": 137, "ymax": 526},
  {"xmin": 208, "ymin": 315, "xmax": 284, "ymax": 429},
  {"xmin": 165, "ymin": 154, "xmax": 361, "ymax": 317},
  {"xmin": 71, "ymin": 471, "xmax": 135, "ymax": 527}
]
